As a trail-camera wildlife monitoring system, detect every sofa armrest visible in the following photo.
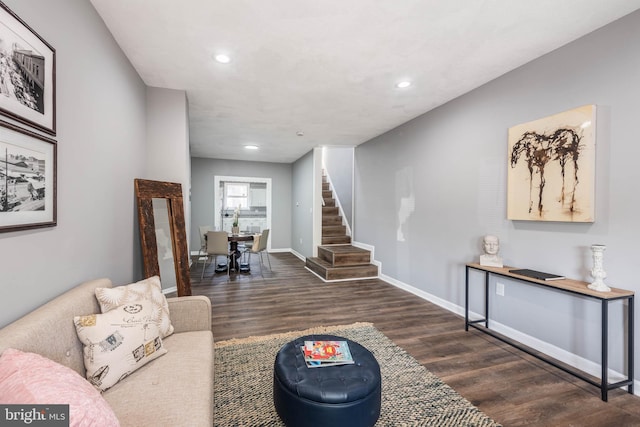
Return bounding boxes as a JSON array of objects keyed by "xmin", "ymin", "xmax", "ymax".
[{"xmin": 166, "ymin": 296, "xmax": 212, "ymax": 333}]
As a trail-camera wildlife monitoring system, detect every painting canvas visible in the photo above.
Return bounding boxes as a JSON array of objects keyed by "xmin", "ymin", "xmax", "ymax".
[
  {"xmin": 0, "ymin": 119, "xmax": 56, "ymax": 232},
  {"xmin": 507, "ymin": 105, "xmax": 595, "ymax": 222},
  {"xmin": 0, "ymin": 2, "xmax": 56, "ymax": 135}
]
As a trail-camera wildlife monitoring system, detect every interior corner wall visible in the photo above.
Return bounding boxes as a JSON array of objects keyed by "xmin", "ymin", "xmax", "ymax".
[
  {"xmin": 354, "ymin": 10, "xmax": 640, "ymax": 378},
  {"xmin": 190, "ymin": 157, "xmax": 292, "ymax": 251},
  {"xmin": 292, "ymin": 150, "xmax": 314, "ymax": 258},
  {"xmin": 145, "ymin": 87, "xmax": 191, "ymax": 251},
  {"xmin": 0, "ymin": 0, "xmax": 147, "ymax": 327}
]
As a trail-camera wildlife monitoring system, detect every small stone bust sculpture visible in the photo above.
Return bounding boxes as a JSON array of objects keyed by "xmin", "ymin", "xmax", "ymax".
[{"xmin": 479, "ymin": 234, "xmax": 503, "ymax": 267}]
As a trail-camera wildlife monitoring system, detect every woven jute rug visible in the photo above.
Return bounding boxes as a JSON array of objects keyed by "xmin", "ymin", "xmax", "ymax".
[{"xmin": 214, "ymin": 322, "xmax": 501, "ymax": 426}]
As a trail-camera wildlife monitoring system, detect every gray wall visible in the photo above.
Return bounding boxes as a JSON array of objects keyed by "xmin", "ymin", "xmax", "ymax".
[
  {"xmin": 355, "ymin": 11, "xmax": 640, "ymax": 376},
  {"xmin": 146, "ymin": 87, "xmax": 191, "ymax": 256},
  {"xmin": 291, "ymin": 150, "xmax": 314, "ymax": 257},
  {"xmin": 0, "ymin": 0, "xmax": 147, "ymax": 327},
  {"xmin": 324, "ymin": 147, "xmax": 354, "ymax": 230},
  {"xmin": 190, "ymin": 157, "xmax": 292, "ymax": 250}
]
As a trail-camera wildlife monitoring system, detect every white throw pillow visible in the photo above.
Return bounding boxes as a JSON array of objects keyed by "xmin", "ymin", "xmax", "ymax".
[
  {"xmin": 95, "ymin": 276, "xmax": 174, "ymax": 338},
  {"xmin": 74, "ymin": 301, "xmax": 167, "ymax": 392}
]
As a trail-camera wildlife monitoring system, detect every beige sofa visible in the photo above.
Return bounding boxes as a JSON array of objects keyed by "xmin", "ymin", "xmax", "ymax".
[{"xmin": 0, "ymin": 278, "xmax": 214, "ymax": 426}]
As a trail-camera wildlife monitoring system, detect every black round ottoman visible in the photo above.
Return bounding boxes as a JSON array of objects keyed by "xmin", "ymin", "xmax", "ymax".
[{"xmin": 273, "ymin": 334, "xmax": 381, "ymax": 427}]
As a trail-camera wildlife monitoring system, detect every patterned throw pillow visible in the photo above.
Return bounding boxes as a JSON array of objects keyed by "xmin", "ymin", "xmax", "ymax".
[
  {"xmin": 74, "ymin": 301, "xmax": 167, "ymax": 392},
  {"xmin": 0, "ymin": 348, "xmax": 120, "ymax": 426},
  {"xmin": 95, "ymin": 276, "xmax": 174, "ymax": 338}
]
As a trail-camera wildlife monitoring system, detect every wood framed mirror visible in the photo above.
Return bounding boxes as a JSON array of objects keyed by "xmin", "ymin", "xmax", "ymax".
[{"xmin": 134, "ymin": 179, "xmax": 191, "ymax": 296}]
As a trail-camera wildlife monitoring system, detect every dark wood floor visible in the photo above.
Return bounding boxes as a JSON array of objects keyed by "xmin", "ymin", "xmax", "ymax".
[{"xmin": 184, "ymin": 252, "xmax": 640, "ymax": 426}]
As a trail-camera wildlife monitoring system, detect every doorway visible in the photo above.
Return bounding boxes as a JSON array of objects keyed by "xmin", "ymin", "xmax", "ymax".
[{"xmin": 213, "ymin": 175, "xmax": 272, "ymax": 248}]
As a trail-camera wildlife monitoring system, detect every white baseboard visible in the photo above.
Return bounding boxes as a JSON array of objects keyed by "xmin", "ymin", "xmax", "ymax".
[
  {"xmin": 162, "ymin": 286, "xmax": 177, "ymax": 295},
  {"xmin": 290, "ymin": 249, "xmax": 305, "ymax": 262},
  {"xmin": 192, "ymin": 248, "xmax": 289, "ymax": 255},
  {"xmin": 352, "ymin": 241, "xmax": 374, "ymax": 257},
  {"xmin": 305, "ymin": 266, "xmax": 327, "ymax": 282},
  {"xmin": 380, "ymin": 272, "xmax": 463, "ymax": 315},
  {"xmin": 484, "ymin": 318, "xmax": 627, "ymax": 383},
  {"xmin": 269, "ymin": 247, "xmax": 291, "ymax": 254}
]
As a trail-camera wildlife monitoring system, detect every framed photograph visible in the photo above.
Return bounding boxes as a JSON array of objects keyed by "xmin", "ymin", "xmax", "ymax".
[
  {"xmin": 0, "ymin": 1, "xmax": 56, "ymax": 135},
  {"xmin": 0, "ymin": 119, "xmax": 56, "ymax": 232},
  {"xmin": 507, "ymin": 105, "xmax": 596, "ymax": 222}
]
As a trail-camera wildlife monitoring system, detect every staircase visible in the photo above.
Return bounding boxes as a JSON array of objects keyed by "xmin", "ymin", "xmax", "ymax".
[
  {"xmin": 305, "ymin": 175, "xmax": 379, "ymax": 281},
  {"xmin": 321, "ymin": 179, "xmax": 350, "ymax": 245},
  {"xmin": 306, "ymin": 246, "xmax": 378, "ymax": 281}
]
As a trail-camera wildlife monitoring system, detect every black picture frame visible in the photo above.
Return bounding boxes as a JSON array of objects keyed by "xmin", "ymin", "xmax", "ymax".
[
  {"xmin": 0, "ymin": 119, "xmax": 56, "ymax": 232},
  {"xmin": 0, "ymin": 1, "xmax": 56, "ymax": 135}
]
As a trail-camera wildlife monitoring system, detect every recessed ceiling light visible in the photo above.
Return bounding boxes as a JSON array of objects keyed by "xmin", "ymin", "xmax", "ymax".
[
  {"xmin": 244, "ymin": 145, "xmax": 259, "ymax": 150},
  {"xmin": 296, "ymin": 131, "xmax": 304, "ymax": 137},
  {"xmin": 396, "ymin": 80, "xmax": 411, "ymax": 89},
  {"xmin": 214, "ymin": 54, "xmax": 231, "ymax": 64}
]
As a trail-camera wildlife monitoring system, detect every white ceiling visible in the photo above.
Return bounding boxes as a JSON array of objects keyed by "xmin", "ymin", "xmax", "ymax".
[{"xmin": 90, "ymin": 1, "xmax": 640, "ymax": 163}]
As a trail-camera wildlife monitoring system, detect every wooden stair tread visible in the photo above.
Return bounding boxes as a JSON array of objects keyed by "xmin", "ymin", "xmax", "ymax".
[
  {"xmin": 322, "ymin": 207, "xmax": 339, "ymax": 214},
  {"xmin": 318, "ymin": 245, "xmax": 370, "ymax": 266},
  {"xmin": 322, "ymin": 225, "xmax": 346, "ymax": 235},
  {"xmin": 305, "ymin": 257, "xmax": 378, "ymax": 281},
  {"xmin": 318, "ymin": 245, "xmax": 369, "ymax": 255},
  {"xmin": 306, "ymin": 257, "xmax": 332, "ymax": 268},
  {"xmin": 322, "ymin": 236, "xmax": 352, "ymax": 244},
  {"xmin": 322, "ymin": 216, "xmax": 342, "ymax": 225}
]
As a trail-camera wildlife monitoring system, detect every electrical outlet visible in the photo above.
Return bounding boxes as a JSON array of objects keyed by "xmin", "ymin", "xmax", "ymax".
[{"xmin": 496, "ymin": 282, "xmax": 505, "ymax": 296}]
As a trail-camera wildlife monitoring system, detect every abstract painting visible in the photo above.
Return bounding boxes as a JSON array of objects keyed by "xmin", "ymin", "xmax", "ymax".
[{"xmin": 507, "ymin": 105, "xmax": 595, "ymax": 222}]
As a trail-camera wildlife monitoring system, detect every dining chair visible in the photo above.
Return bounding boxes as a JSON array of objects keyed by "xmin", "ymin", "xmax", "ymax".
[
  {"xmin": 198, "ymin": 225, "xmax": 212, "ymax": 262},
  {"xmin": 201, "ymin": 231, "xmax": 231, "ymax": 279},
  {"xmin": 247, "ymin": 229, "xmax": 271, "ymax": 277},
  {"xmin": 236, "ymin": 226, "xmax": 258, "ymax": 259}
]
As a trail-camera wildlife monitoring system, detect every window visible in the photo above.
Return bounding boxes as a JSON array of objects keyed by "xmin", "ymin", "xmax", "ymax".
[{"xmin": 224, "ymin": 182, "xmax": 248, "ymax": 209}]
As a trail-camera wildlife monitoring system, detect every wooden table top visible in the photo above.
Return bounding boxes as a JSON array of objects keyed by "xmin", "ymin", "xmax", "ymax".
[
  {"xmin": 466, "ymin": 263, "xmax": 634, "ymax": 299},
  {"xmin": 227, "ymin": 233, "xmax": 256, "ymax": 242}
]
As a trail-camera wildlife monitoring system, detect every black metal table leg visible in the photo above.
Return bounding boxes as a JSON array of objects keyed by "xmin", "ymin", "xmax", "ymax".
[
  {"xmin": 601, "ymin": 300, "xmax": 609, "ymax": 402},
  {"xmin": 465, "ymin": 266, "xmax": 470, "ymax": 331},
  {"xmin": 629, "ymin": 296, "xmax": 635, "ymax": 395},
  {"xmin": 484, "ymin": 271, "xmax": 490, "ymax": 328}
]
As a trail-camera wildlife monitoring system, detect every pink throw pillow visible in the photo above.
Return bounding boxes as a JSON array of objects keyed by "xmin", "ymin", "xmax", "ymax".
[{"xmin": 0, "ymin": 348, "xmax": 120, "ymax": 427}]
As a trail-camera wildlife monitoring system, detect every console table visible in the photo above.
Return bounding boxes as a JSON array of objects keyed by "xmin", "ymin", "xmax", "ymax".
[{"xmin": 465, "ymin": 263, "xmax": 634, "ymax": 401}]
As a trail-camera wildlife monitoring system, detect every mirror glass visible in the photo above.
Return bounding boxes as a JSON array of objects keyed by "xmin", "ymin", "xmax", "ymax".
[{"xmin": 152, "ymin": 198, "xmax": 177, "ymax": 289}]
